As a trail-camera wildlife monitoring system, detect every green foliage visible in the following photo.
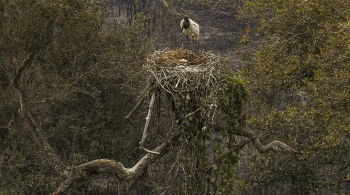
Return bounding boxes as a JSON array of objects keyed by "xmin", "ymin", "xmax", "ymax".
[
  {"xmin": 220, "ymin": 75, "xmax": 248, "ymax": 128},
  {"xmin": 172, "ymin": 74, "xmax": 247, "ymax": 194},
  {"xmin": 237, "ymin": 0, "xmax": 350, "ymax": 194}
]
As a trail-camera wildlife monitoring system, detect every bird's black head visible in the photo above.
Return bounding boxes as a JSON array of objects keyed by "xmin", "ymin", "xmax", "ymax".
[{"xmin": 182, "ymin": 17, "xmax": 190, "ymax": 30}]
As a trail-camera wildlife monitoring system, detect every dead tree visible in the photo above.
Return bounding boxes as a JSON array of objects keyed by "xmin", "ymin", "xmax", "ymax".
[{"xmin": 12, "ymin": 50, "xmax": 297, "ymax": 195}]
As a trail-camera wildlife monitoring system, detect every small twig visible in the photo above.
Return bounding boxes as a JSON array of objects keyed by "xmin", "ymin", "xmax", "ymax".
[
  {"xmin": 125, "ymin": 96, "xmax": 146, "ymax": 120},
  {"xmin": 183, "ymin": 108, "xmax": 201, "ymax": 120}
]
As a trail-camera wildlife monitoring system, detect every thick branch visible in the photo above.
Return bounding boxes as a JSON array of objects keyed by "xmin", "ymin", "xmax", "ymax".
[
  {"xmin": 213, "ymin": 118, "xmax": 297, "ymax": 155},
  {"xmin": 52, "ymin": 159, "xmax": 129, "ymax": 195},
  {"xmin": 236, "ymin": 126, "xmax": 298, "ymax": 154},
  {"xmin": 12, "ymin": 53, "xmax": 66, "ymax": 174},
  {"xmin": 52, "ymin": 132, "xmax": 182, "ymax": 195}
]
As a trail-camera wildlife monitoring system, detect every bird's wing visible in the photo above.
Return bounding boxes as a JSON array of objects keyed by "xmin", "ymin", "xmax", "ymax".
[{"xmin": 190, "ymin": 21, "xmax": 200, "ymax": 39}]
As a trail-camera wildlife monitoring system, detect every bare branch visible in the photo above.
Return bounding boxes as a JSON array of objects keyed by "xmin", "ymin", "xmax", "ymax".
[
  {"xmin": 141, "ymin": 147, "xmax": 161, "ymax": 154},
  {"xmin": 52, "ymin": 132, "xmax": 182, "ymax": 195},
  {"xmin": 139, "ymin": 92, "xmax": 155, "ymax": 148},
  {"xmin": 125, "ymin": 81, "xmax": 153, "ymax": 120},
  {"xmin": 236, "ymin": 126, "xmax": 298, "ymax": 154},
  {"xmin": 12, "ymin": 53, "xmax": 66, "ymax": 174},
  {"xmin": 139, "ymin": 92, "xmax": 160, "ymax": 154},
  {"xmin": 125, "ymin": 95, "xmax": 146, "ymax": 120},
  {"xmin": 52, "ymin": 159, "xmax": 130, "ymax": 195},
  {"xmin": 211, "ymin": 117, "xmax": 297, "ymax": 155}
]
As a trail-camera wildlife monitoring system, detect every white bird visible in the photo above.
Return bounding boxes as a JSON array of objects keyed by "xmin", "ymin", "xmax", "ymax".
[{"xmin": 180, "ymin": 17, "xmax": 200, "ymax": 40}]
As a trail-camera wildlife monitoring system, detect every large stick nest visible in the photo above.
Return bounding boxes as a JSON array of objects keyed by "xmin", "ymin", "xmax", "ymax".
[{"xmin": 143, "ymin": 48, "xmax": 231, "ymax": 123}]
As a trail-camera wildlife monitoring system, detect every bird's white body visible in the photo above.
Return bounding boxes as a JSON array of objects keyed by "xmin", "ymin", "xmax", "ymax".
[{"xmin": 180, "ymin": 18, "xmax": 200, "ymax": 40}]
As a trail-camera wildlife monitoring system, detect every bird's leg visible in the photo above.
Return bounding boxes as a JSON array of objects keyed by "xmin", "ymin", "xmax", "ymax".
[
  {"xmin": 193, "ymin": 38, "xmax": 196, "ymax": 54},
  {"xmin": 186, "ymin": 35, "xmax": 189, "ymax": 59}
]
